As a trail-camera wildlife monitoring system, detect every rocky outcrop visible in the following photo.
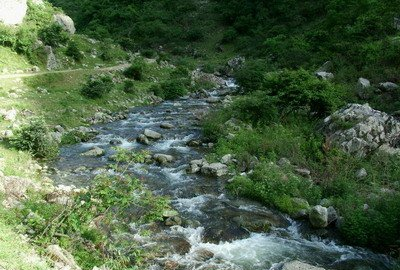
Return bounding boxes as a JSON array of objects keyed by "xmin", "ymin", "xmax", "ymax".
[
  {"xmin": 191, "ymin": 69, "xmax": 226, "ymax": 87},
  {"xmin": 0, "ymin": 0, "xmax": 27, "ymax": 25},
  {"xmin": 323, "ymin": 103, "xmax": 400, "ymax": 156},
  {"xmin": 45, "ymin": 46, "xmax": 59, "ymax": 71},
  {"xmin": 53, "ymin": 14, "xmax": 76, "ymax": 34},
  {"xmin": 46, "ymin": 185, "xmax": 87, "ymax": 205}
]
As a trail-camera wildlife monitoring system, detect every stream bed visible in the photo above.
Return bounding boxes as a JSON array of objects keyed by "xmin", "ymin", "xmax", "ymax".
[{"xmin": 53, "ymin": 80, "xmax": 395, "ymax": 270}]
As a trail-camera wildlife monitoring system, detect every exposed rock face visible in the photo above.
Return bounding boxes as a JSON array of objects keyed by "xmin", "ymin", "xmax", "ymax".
[
  {"xmin": 44, "ymin": 46, "xmax": 59, "ymax": 71},
  {"xmin": 0, "ymin": 0, "xmax": 27, "ymax": 25},
  {"xmin": 47, "ymin": 245, "xmax": 82, "ymax": 270},
  {"xmin": 53, "ymin": 14, "xmax": 76, "ymax": 34},
  {"xmin": 282, "ymin": 261, "xmax": 325, "ymax": 270},
  {"xmin": 323, "ymin": 103, "xmax": 400, "ymax": 157},
  {"xmin": 309, "ymin": 205, "xmax": 328, "ymax": 228}
]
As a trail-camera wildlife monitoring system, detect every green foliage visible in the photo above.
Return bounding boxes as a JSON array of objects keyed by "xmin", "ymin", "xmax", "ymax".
[
  {"xmin": 235, "ymin": 60, "xmax": 271, "ymax": 93},
  {"xmin": 141, "ymin": 49, "xmax": 156, "ymax": 58},
  {"xmin": 66, "ymin": 40, "xmax": 83, "ymax": 61},
  {"xmin": 109, "ymin": 147, "xmax": 150, "ymax": 164},
  {"xmin": 38, "ymin": 23, "xmax": 70, "ymax": 47},
  {"xmin": 153, "ymin": 80, "xmax": 188, "ymax": 100},
  {"xmin": 80, "ymin": 74, "xmax": 114, "ymax": 99},
  {"xmin": 123, "ymin": 80, "xmax": 136, "ymax": 94},
  {"xmin": 228, "ymin": 162, "xmax": 321, "ymax": 214},
  {"xmin": 10, "ymin": 118, "xmax": 59, "ymax": 159},
  {"xmin": 123, "ymin": 59, "xmax": 146, "ymax": 81},
  {"xmin": 15, "ymin": 173, "xmax": 170, "ymax": 269}
]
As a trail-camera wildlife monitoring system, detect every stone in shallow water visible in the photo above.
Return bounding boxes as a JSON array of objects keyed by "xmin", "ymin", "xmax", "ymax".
[
  {"xmin": 201, "ymin": 163, "xmax": 228, "ymax": 177},
  {"xmin": 160, "ymin": 122, "xmax": 175, "ymax": 129},
  {"xmin": 282, "ymin": 261, "xmax": 325, "ymax": 270},
  {"xmin": 144, "ymin": 128, "xmax": 162, "ymax": 140},
  {"xmin": 309, "ymin": 205, "xmax": 328, "ymax": 228},
  {"xmin": 81, "ymin": 146, "xmax": 105, "ymax": 157}
]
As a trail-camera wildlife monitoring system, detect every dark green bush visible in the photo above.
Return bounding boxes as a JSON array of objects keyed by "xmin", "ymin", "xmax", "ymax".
[
  {"xmin": 158, "ymin": 80, "xmax": 188, "ymax": 100},
  {"xmin": 123, "ymin": 80, "xmax": 136, "ymax": 94},
  {"xmin": 141, "ymin": 49, "xmax": 156, "ymax": 58},
  {"xmin": 11, "ymin": 118, "xmax": 59, "ymax": 159},
  {"xmin": 235, "ymin": 59, "xmax": 271, "ymax": 93},
  {"xmin": 123, "ymin": 59, "xmax": 145, "ymax": 81},
  {"xmin": 262, "ymin": 69, "xmax": 344, "ymax": 116},
  {"xmin": 66, "ymin": 41, "xmax": 83, "ymax": 61},
  {"xmin": 80, "ymin": 74, "xmax": 114, "ymax": 99},
  {"xmin": 38, "ymin": 23, "xmax": 70, "ymax": 47}
]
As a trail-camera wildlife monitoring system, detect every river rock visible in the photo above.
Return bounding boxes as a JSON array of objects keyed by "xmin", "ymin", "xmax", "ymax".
[
  {"xmin": 193, "ymin": 249, "xmax": 214, "ymax": 261},
  {"xmin": 327, "ymin": 206, "xmax": 338, "ymax": 224},
  {"xmin": 201, "ymin": 163, "xmax": 228, "ymax": 177},
  {"xmin": 358, "ymin": 78, "xmax": 371, "ymax": 89},
  {"xmin": 137, "ymin": 134, "xmax": 150, "ymax": 145},
  {"xmin": 153, "ymin": 154, "xmax": 174, "ymax": 165},
  {"xmin": 165, "ymin": 216, "xmax": 182, "ymax": 226},
  {"xmin": 291, "ymin": 198, "xmax": 311, "ymax": 219},
  {"xmin": 0, "ymin": 0, "xmax": 27, "ymax": 25},
  {"xmin": 53, "ymin": 14, "xmax": 76, "ymax": 34},
  {"xmin": 323, "ymin": 103, "xmax": 400, "ymax": 157},
  {"xmin": 47, "ymin": 244, "xmax": 82, "ymax": 270},
  {"xmin": 160, "ymin": 122, "xmax": 174, "ymax": 129},
  {"xmin": 282, "ymin": 261, "xmax": 325, "ymax": 270},
  {"xmin": 206, "ymin": 97, "xmax": 220, "ymax": 103},
  {"xmin": 144, "ymin": 129, "xmax": 162, "ymax": 140},
  {"xmin": 221, "ymin": 154, "xmax": 233, "ymax": 165},
  {"xmin": 81, "ymin": 146, "xmax": 105, "ymax": 157},
  {"xmin": 163, "ymin": 210, "xmax": 179, "ymax": 219},
  {"xmin": 191, "ymin": 69, "xmax": 226, "ymax": 87},
  {"xmin": 309, "ymin": 205, "xmax": 328, "ymax": 228}
]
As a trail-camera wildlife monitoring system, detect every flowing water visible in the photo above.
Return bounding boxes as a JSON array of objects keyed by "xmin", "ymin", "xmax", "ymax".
[{"xmin": 53, "ymin": 80, "xmax": 395, "ymax": 270}]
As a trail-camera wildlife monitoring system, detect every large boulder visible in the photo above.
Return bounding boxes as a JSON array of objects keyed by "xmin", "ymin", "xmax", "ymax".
[
  {"xmin": 0, "ymin": 0, "xmax": 27, "ymax": 25},
  {"xmin": 282, "ymin": 261, "xmax": 325, "ymax": 270},
  {"xmin": 323, "ymin": 103, "xmax": 400, "ymax": 157},
  {"xmin": 191, "ymin": 69, "xmax": 226, "ymax": 87},
  {"xmin": 53, "ymin": 14, "xmax": 76, "ymax": 34},
  {"xmin": 144, "ymin": 129, "xmax": 162, "ymax": 140},
  {"xmin": 309, "ymin": 205, "xmax": 328, "ymax": 228},
  {"xmin": 201, "ymin": 163, "xmax": 228, "ymax": 177},
  {"xmin": 81, "ymin": 146, "xmax": 105, "ymax": 157}
]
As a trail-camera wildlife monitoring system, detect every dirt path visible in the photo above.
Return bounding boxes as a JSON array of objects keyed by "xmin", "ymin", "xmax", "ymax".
[{"xmin": 0, "ymin": 63, "xmax": 130, "ymax": 80}]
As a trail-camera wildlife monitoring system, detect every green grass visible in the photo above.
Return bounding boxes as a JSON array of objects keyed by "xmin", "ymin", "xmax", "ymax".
[
  {"xmin": 0, "ymin": 216, "xmax": 50, "ymax": 270},
  {"xmin": 0, "ymin": 47, "xmax": 32, "ymax": 71}
]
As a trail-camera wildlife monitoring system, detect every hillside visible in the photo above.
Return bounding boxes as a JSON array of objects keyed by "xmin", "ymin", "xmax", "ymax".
[{"xmin": 0, "ymin": 0, "xmax": 400, "ymax": 269}]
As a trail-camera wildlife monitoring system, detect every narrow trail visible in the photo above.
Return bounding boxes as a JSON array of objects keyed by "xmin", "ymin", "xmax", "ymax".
[{"xmin": 0, "ymin": 63, "xmax": 130, "ymax": 80}]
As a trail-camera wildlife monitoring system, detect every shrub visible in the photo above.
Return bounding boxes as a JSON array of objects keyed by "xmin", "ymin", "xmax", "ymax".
[
  {"xmin": 158, "ymin": 80, "xmax": 188, "ymax": 100},
  {"xmin": 80, "ymin": 74, "xmax": 114, "ymax": 99},
  {"xmin": 221, "ymin": 27, "xmax": 238, "ymax": 43},
  {"xmin": 235, "ymin": 59, "xmax": 270, "ymax": 93},
  {"xmin": 10, "ymin": 118, "xmax": 59, "ymax": 159},
  {"xmin": 123, "ymin": 80, "xmax": 136, "ymax": 94},
  {"xmin": 66, "ymin": 41, "xmax": 83, "ymax": 61},
  {"xmin": 38, "ymin": 23, "xmax": 69, "ymax": 47},
  {"xmin": 123, "ymin": 59, "xmax": 145, "ymax": 81},
  {"xmin": 262, "ymin": 69, "xmax": 344, "ymax": 116},
  {"xmin": 141, "ymin": 49, "xmax": 156, "ymax": 58}
]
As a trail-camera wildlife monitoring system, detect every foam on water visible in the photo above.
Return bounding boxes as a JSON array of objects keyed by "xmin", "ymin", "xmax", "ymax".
[{"xmin": 173, "ymin": 195, "xmax": 212, "ymax": 216}]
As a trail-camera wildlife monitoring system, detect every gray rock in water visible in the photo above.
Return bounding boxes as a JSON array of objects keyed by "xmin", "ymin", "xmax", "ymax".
[
  {"xmin": 137, "ymin": 134, "xmax": 150, "ymax": 145},
  {"xmin": 309, "ymin": 205, "xmax": 328, "ymax": 228},
  {"xmin": 81, "ymin": 146, "xmax": 105, "ymax": 157},
  {"xmin": 153, "ymin": 154, "xmax": 174, "ymax": 165},
  {"xmin": 201, "ymin": 163, "xmax": 228, "ymax": 177},
  {"xmin": 160, "ymin": 122, "xmax": 174, "ymax": 129},
  {"xmin": 221, "ymin": 154, "xmax": 233, "ymax": 165},
  {"xmin": 165, "ymin": 216, "xmax": 182, "ymax": 226},
  {"xmin": 53, "ymin": 14, "xmax": 76, "ymax": 34},
  {"xmin": 206, "ymin": 97, "xmax": 220, "ymax": 103},
  {"xmin": 144, "ymin": 129, "xmax": 162, "ymax": 140},
  {"xmin": 282, "ymin": 261, "xmax": 325, "ymax": 270},
  {"xmin": 323, "ymin": 103, "xmax": 400, "ymax": 157}
]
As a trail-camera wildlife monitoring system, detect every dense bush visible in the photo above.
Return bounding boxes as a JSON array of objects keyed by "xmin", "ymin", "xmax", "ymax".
[
  {"xmin": 80, "ymin": 74, "xmax": 114, "ymax": 99},
  {"xmin": 123, "ymin": 59, "xmax": 145, "ymax": 81},
  {"xmin": 123, "ymin": 80, "xmax": 136, "ymax": 94},
  {"xmin": 66, "ymin": 41, "xmax": 83, "ymax": 61},
  {"xmin": 38, "ymin": 23, "xmax": 70, "ymax": 47},
  {"xmin": 235, "ymin": 59, "xmax": 271, "ymax": 93},
  {"xmin": 157, "ymin": 80, "xmax": 188, "ymax": 100},
  {"xmin": 10, "ymin": 118, "xmax": 59, "ymax": 159}
]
